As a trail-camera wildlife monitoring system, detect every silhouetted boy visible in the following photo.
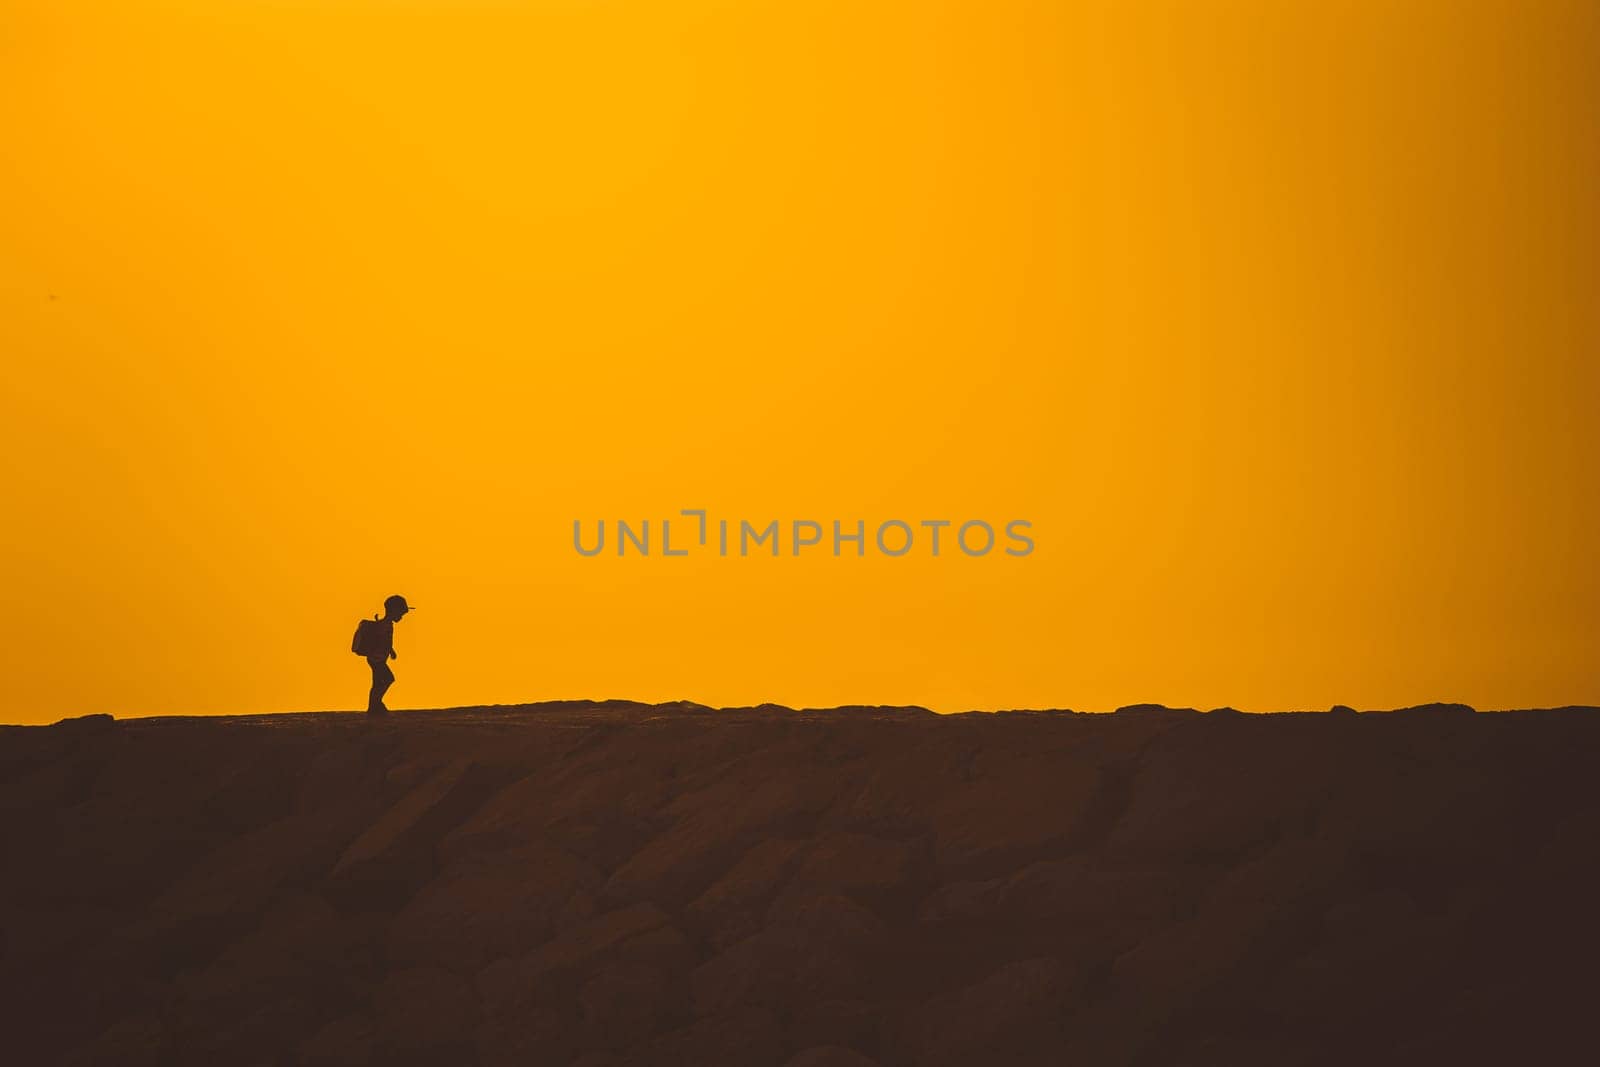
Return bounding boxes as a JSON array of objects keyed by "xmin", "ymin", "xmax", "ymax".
[{"xmin": 363, "ymin": 594, "xmax": 412, "ymax": 714}]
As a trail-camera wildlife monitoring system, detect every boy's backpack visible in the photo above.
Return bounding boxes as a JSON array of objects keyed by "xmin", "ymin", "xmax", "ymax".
[{"xmin": 352, "ymin": 617, "xmax": 383, "ymax": 658}]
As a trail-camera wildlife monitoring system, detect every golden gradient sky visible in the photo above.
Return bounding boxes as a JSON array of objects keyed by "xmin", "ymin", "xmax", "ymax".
[{"xmin": 2, "ymin": 1, "xmax": 1596, "ymax": 723}]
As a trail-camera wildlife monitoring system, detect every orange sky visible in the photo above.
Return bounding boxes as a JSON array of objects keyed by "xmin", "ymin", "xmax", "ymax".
[{"xmin": 2, "ymin": 1, "xmax": 1596, "ymax": 723}]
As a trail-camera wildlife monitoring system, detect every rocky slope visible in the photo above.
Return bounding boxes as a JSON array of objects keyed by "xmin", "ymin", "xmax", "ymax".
[{"xmin": 2, "ymin": 701, "xmax": 1597, "ymax": 1065}]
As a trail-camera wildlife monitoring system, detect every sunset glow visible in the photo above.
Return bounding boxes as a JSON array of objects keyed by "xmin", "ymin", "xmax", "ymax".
[{"xmin": 2, "ymin": 1, "xmax": 1596, "ymax": 722}]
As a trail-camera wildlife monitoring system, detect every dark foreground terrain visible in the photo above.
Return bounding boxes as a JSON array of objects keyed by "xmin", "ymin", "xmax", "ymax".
[{"xmin": 3, "ymin": 701, "xmax": 1598, "ymax": 1066}]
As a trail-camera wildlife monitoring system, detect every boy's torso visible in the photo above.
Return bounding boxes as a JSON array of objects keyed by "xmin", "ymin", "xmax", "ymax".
[{"xmin": 369, "ymin": 619, "xmax": 395, "ymax": 657}]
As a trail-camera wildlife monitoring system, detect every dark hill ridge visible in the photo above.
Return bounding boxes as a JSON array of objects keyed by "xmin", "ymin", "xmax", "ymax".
[{"xmin": 2, "ymin": 702, "xmax": 1598, "ymax": 1066}]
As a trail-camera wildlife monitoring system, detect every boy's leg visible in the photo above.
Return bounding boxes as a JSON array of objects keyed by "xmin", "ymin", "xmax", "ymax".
[{"xmin": 368, "ymin": 658, "xmax": 395, "ymax": 713}]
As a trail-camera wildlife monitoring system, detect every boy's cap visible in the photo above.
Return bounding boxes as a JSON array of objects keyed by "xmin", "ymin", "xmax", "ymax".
[{"xmin": 385, "ymin": 595, "xmax": 413, "ymax": 611}]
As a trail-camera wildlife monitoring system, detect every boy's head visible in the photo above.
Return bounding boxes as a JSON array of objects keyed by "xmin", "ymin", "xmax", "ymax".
[{"xmin": 383, "ymin": 594, "xmax": 412, "ymax": 621}]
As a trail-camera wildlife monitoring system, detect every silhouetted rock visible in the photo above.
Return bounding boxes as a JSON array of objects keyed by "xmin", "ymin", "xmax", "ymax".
[
  {"xmin": 387, "ymin": 843, "xmax": 602, "ymax": 970},
  {"xmin": 518, "ymin": 902, "xmax": 673, "ymax": 977},
  {"xmin": 297, "ymin": 1014, "xmax": 374, "ymax": 1067},
  {"xmin": 782, "ymin": 831, "xmax": 918, "ymax": 903},
  {"xmin": 785, "ymin": 1045, "xmax": 882, "ymax": 1067},
  {"xmin": 1329, "ymin": 703, "xmax": 1359, "ymax": 715},
  {"xmin": 639, "ymin": 1005, "xmax": 783, "ymax": 1065},
  {"xmin": 5, "ymin": 701, "xmax": 1598, "ymax": 1065},
  {"xmin": 893, "ymin": 957, "xmax": 1076, "ymax": 1066},
  {"xmin": 602, "ymin": 767, "xmax": 839, "ymax": 906},
  {"xmin": 1390, "ymin": 701, "xmax": 1477, "ymax": 715},
  {"xmin": 1110, "ymin": 838, "xmax": 1348, "ymax": 1000},
  {"xmin": 373, "ymin": 966, "xmax": 477, "ymax": 1055},
  {"xmin": 787, "ymin": 999, "xmax": 880, "ymax": 1056},
  {"xmin": 579, "ymin": 961, "xmax": 684, "ymax": 1051},
  {"xmin": 51, "ymin": 712, "xmax": 115, "ymax": 731},
  {"xmin": 918, "ymin": 750, "xmax": 1105, "ymax": 874},
  {"xmin": 63, "ymin": 1014, "xmax": 168, "ymax": 1067},
  {"xmin": 688, "ymin": 837, "xmax": 808, "ymax": 925},
  {"xmin": 802, "ymin": 704, "xmax": 937, "ymax": 718},
  {"xmin": 656, "ymin": 700, "xmax": 716, "ymax": 715},
  {"xmin": 333, "ymin": 758, "xmax": 474, "ymax": 878},
  {"xmin": 690, "ymin": 893, "xmax": 886, "ymax": 1015},
  {"xmin": 1114, "ymin": 702, "xmax": 1202, "ymax": 715}
]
